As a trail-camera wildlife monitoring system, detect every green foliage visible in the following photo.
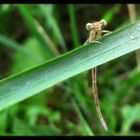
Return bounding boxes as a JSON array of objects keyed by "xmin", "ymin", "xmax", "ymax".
[
  {"xmin": 11, "ymin": 37, "xmax": 46, "ymax": 73},
  {"xmin": 39, "ymin": 4, "xmax": 67, "ymax": 52},
  {"xmin": 121, "ymin": 104, "xmax": 140, "ymax": 133},
  {"xmin": 0, "ymin": 4, "xmax": 140, "ymax": 136},
  {"xmin": 0, "ymin": 20, "xmax": 140, "ymax": 111}
]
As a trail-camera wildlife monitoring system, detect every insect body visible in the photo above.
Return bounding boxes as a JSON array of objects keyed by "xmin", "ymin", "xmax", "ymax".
[
  {"xmin": 84, "ymin": 19, "xmax": 110, "ymax": 131},
  {"xmin": 84, "ymin": 19, "xmax": 108, "ymax": 45}
]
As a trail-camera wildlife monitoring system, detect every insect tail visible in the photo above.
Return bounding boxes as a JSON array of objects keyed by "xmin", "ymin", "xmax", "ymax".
[{"xmin": 92, "ymin": 68, "xmax": 108, "ymax": 131}]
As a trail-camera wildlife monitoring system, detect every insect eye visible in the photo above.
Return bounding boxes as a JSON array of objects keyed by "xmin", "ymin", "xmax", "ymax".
[
  {"xmin": 86, "ymin": 23, "xmax": 94, "ymax": 31},
  {"xmin": 100, "ymin": 19, "xmax": 107, "ymax": 28}
]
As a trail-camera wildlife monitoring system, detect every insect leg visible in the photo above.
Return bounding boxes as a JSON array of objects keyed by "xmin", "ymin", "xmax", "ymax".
[{"xmin": 101, "ymin": 30, "xmax": 112, "ymax": 37}]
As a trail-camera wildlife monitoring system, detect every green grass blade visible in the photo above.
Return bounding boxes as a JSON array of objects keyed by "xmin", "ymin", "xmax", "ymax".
[
  {"xmin": 17, "ymin": 4, "xmax": 58, "ymax": 58},
  {"xmin": 103, "ymin": 4, "xmax": 121, "ymax": 23},
  {"xmin": 68, "ymin": 4, "xmax": 80, "ymax": 48},
  {"xmin": 72, "ymin": 101, "xmax": 94, "ymax": 135},
  {"xmin": 39, "ymin": 4, "xmax": 67, "ymax": 52},
  {"xmin": 116, "ymin": 68, "xmax": 140, "ymax": 100},
  {"xmin": 0, "ymin": 20, "xmax": 140, "ymax": 111},
  {"xmin": 0, "ymin": 34, "xmax": 37, "ymax": 60}
]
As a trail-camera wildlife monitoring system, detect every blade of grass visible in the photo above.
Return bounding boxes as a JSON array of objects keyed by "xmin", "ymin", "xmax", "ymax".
[
  {"xmin": 127, "ymin": 4, "xmax": 140, "ymax": 69},
  {"xmin": 103, "ymin": 4, "xmax": 121, "ymax": 23},
  {"xmin": 17, "ymin": 4, "xmax": 59, "ymax": 58},
  {"xmin": 116, "ymin": 68, "xmax": 140, "ymax": 100},
  {"xmin": 38, "ymin": 4, "xmax": 90, "ymax": 129},
  {"xmin": 39, "ymin": 4, "xmax": 67, "ymax": 52},
  {"xmin": 72, "ymin": 101, "xmax": 94, "ymax": 136},
  {"xmin": 0, "ymin": 34, "xmax": 27, "ymax": 53},
  {"xmin": 0, "ymin": 20, "xmax": 140, "ymax": 111},
  {"xmin": 68, "ymin": 4, "xmax": 80, "ymax": 48},
  {"xmin": 67, "ymin": 77, "xmax": 92, "ymax": 118},
  {"xmin": 65, "ymin": 80, "xmax": 94, "ymax": 135},
  {"xmin": 0, "ymin": 34, "xmax": 39, "ymax": 61}
]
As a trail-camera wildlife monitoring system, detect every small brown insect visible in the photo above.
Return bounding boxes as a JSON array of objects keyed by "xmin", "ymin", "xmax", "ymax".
[
  {"xmin": 84, "ymin": 19, "xmax": 109, "ymax": 45},
  {"xmin": 84, "ymin": 19, "xmax": 111, "ymax": 131}
]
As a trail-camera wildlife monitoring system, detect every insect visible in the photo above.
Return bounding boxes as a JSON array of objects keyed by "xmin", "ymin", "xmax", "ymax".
[{"xmin": 84, "ymin": 19, "xmax": 111, "ymax": 131}]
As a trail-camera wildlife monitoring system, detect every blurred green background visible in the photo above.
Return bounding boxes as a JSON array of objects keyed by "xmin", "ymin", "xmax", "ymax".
[{"xmin": 0, "ymin": 4, "xmax": 140, "ymax": 136}]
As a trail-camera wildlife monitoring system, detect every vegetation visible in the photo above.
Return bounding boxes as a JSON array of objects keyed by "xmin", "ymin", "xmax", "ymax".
[{"xmin": 0, "ymin": 4, "xmax": 140, "ymax": 135}]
